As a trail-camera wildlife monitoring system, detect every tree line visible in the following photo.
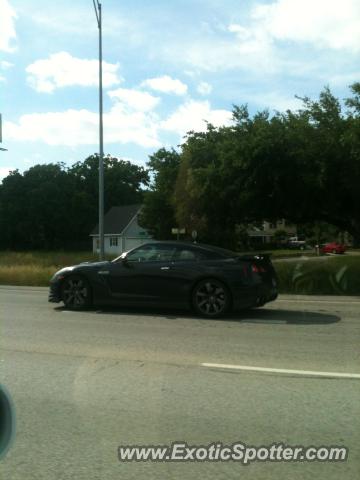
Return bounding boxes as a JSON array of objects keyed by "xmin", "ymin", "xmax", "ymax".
[
  {"xmin": 0, "ymin": 155, "xmax": 149, "ymax": 249},
  {"xmin": 140, "ymin": 84, "xmax": 360, "ymax": 248},
  {"xmin": 1, "ymin": 84, "xmax": 359, "ymax": 250}
]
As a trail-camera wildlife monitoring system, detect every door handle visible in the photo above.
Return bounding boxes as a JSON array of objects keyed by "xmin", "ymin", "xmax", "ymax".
[{"xmin": 160, "ymin": 266, "xmax": 170, "ymax": 270}]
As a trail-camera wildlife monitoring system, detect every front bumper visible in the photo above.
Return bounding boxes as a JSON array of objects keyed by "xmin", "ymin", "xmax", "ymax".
[{"xmin": 48, "ymin": 280, "xmax": 62, "ymax": 303}]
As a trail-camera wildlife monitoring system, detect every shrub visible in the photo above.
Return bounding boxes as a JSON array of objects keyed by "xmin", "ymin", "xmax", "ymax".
[{"xmin": 274, "ymin": 256, "xmax": 360, "ymax": 295}]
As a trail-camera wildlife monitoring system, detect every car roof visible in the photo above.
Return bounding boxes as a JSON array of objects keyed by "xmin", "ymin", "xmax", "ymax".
[{"xmin": 139, "ymin": 241, "xmax": 236, "ymax": 256}]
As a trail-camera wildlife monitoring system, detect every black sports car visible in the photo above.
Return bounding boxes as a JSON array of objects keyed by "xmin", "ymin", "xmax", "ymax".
[{"xmin": 49, "ymin": 242, "xmax": 278, "ymax": 318}]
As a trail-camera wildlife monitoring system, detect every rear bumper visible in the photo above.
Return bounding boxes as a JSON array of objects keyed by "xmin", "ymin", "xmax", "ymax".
[
  {"xmin": 253, "ymin": 283, "xmax": 278, "ymax": 306},
  {"xmin": 233, "ymin": 282, "xmax": 278, "ymax": 309}
]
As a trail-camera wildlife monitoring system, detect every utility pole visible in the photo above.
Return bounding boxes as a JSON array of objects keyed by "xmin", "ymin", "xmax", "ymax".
[
  {"xmin": 93, "ymin": 0, "xmax": 104, "ymax": 260},
  {"xmin": 0, "ymin": 114, "xmax": 8, "ymax": 151}
]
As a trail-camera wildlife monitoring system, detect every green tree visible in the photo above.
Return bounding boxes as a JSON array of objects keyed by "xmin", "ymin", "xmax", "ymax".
[
  {"xmin": 138, "ymin": 148, "xmax": 180, "ymax": 239},
  {"xmin": 174, "ymin": 124, "xmax": 240, "ymax": 247},
  {"xmin": 0, "ymin": 164, "xmax": 74, "ymax": 249},
  {"xmin": 0, "ymin": 155, "xmax": 150, "ymax": 250},
  {"xmin": 172, "ymin": 85, "xmax": 360, "ymax": 247}
]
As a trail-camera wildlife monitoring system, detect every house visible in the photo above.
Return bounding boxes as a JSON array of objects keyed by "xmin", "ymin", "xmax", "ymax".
[
  {"xmin": 90, "ymin": 204, "xmax": 152, "ymax": 255},
  {"xmin": 247, "ymin": 220, "xmax": 297, "ymax": 245}
]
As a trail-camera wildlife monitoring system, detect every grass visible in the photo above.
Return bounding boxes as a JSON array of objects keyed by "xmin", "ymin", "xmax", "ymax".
[
  {"xmin": 0, "ymin": 250, "xmax": 359, "ymax": 295},
  {"xmin": 0, "ymin": 251, "xmax": 114, "ymax": 287},
  {"xmin": 274, "ymin": 255, "xmax": 360, "ymax": 295},
  {"xmin": 0, "ymin": 265, "xmax": 57, "ymax": 286},
  {"xmin": 0, "ymin": 251, "xmax": 101, "ymax": 267}
]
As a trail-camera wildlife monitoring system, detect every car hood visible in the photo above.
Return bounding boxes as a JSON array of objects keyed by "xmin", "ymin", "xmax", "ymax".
[
  {"xmin": 75, "ymin": 260, "xmax": 111, "ymax": 271},
  {"xmin": 53, "ymin": 261, "xmax": 110, "ymax": 278}
]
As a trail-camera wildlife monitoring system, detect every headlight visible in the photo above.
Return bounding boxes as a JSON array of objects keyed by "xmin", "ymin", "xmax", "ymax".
[{"xmin": 52, "ymin": 267, "xmax": 74, "ymax": 281}]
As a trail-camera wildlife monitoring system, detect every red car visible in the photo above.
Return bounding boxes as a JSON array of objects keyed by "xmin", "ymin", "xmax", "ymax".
[{"xmin": 320, "ymin": 242, "xmax": 346, "ymax": 254}]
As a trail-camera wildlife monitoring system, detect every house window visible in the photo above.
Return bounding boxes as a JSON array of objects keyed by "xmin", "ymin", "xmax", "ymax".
[{"xmin": 110, "ymin": 237, "xmax": 118, "ymax": 247}]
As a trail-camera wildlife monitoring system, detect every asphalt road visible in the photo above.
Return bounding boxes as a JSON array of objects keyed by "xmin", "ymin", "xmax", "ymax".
[{"xmin": 0, "ymin": 286, "xmax": 359, "ymax": 480}]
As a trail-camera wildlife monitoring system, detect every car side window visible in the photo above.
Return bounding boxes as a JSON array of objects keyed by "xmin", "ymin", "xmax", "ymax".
[
  {"xmin": 125, "ymin": 246, "xmax": 155, "ymax": 262},
  {"xmin": 174, "ymin": 247, "xmax": 207, "ymax": 262},
  {"xmin": 152, "ymin": 246, "xmax": 177, "ymax": 262},
  {"xmin": 126, "ymin": 245, "xmax": 176, "ymax": 263}
]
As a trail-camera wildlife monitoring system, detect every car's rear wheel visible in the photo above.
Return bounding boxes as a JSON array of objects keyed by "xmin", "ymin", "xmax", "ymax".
[
  {"xmin": 192, "ymin": 279, "xmax": 231, "ymax": 318},
  {"xmin": 61, "ymin": 275, "xmax": 92, "ymax": 310}
]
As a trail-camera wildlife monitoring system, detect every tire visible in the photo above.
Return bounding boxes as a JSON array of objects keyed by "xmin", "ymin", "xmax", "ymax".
[
  {"xmin": 61, "ymin": 275, "xmax": 92, "ymax": 310},
  {"xmin": 332, "ymin": 249, "xmax": 337, "ymax": 254},
  {"xmin": 192, "ymin": 278, "xmax": 231, "ymax": 318}
]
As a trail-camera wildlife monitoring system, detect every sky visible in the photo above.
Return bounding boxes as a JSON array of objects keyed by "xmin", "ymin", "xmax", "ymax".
[{"xmin": 0, "ymin": 0, "xmax": 359, "ymax": 181}]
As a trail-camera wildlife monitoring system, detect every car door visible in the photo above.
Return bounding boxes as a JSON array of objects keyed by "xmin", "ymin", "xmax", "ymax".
[
  {"xmin": 104, "ymin": 244, "xmax": 177, "ymax": 303},
  {"xmin": 160, "ymin": 246, "xmax": 209, "ymax": 302}
]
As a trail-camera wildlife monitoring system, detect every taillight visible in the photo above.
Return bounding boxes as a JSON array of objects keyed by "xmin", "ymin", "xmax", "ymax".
[{"xmin": 252, "ymin": 264, "xmax": 266, "ymax": 273}]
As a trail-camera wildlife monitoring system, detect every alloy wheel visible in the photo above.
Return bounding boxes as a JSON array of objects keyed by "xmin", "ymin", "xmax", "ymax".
[
  {"xmin": 62, "ymin": 277, "xmax": 90, "ymax": 308},
  {"xmin": 193, "ymin": 280, "xmax": 229, "ymax": 317}
]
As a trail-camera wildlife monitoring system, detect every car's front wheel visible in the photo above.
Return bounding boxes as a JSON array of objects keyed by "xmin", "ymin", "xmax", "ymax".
[
  {"xmin": 192, "ymin": 279, "xmax": 231, "ymax": 318},
  {"xmin": 61, "ymin": 275, "xmax": 92, "ymax": 310}
]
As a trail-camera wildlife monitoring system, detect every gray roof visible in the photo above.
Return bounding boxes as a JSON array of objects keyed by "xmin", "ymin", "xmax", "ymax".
[{"xmin": 91, "ymin": 204, "xmax": 142, "ymax": 235}]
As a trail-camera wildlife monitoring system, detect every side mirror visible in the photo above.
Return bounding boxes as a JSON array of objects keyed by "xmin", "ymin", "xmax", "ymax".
[{"xmin": 0, "ymin": 385, "xmax": 15, "ymax": 460}]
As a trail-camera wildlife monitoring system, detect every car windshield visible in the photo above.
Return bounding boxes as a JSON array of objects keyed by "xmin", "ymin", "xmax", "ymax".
[
  {"xmin": 1, "ymin": 2, "xmax": 359, "ymax": 480},
  {"xmin": 112, "ymin": 251, "xmax": 128, "ymax": 262}
]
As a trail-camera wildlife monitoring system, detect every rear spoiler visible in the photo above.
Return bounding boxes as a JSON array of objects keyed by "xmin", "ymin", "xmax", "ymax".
[{"xmin": 236, "ymin": 253, "xmax": 272, "ymax": 262}]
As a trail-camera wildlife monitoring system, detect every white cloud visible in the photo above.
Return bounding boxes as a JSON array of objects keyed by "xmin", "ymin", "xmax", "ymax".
[
  {"xmin": 0, "ymin": 60, "xmax": 14, "ymax": 69},
  {"xmin": 5, "ymin": 110, "xmax": 98, "ymax": 146},
  {"xmin": 23, "ymin": 153, "xmax": 44, "ymax": 166},
  {"xmin": 161, "ymin": 0, "xmax": 360, "ymax": 76},
  {"xmin": 0, "ymin": 59, "xmax": 14, "ymax": 83},
  {"xmin": 5, "ymin": 79, "xmax": 165, "ymax": 148},
  {"xmin": 29, "ymin": 7, "xmax": 98, "ymax": 36},
  {"xmin": 118, "ymin": 156, "xmax": 146, "ymax": 168},
  {"xmin": 246, "ymin": 91, "xmax": 303, "ymax": 112},
  {"xmin": 0, "ymin": 0, "xmax": 17, "ymax": 52},
  {"xmin": 29, "ymin": 6, "xmax": 144, "ymax": 43},
  {"xmin": 142, "ymin": 75, "xmax": 188, "ymax": 95},
  {"xmin": 197, "ymin": 81, "xmax": 212, "ymax": 95},
  {"xmin": 225, "ymin": 23, "xmax": 278, "ymax": 73},
  {"xmin": 108, "ymin": 88, "xmax": 160, "ymax": 112},
  {"xmin": 105, "ymin": 104, "xmax": 160, "ymax": 147},
  {"xmin": 26, "ymin": 52, "xmax": 122, "ymax": 93},
  {"xmin": 184, "ymin": 70, "xmax": 197, "ymax": 78},
  {"xmin": 0, "ymin": 166, "xmax": 13, "ymax": 181},
  {"xmin": 161, "ymin": 100, "xmax": 233, "ymax": 137},
  {"xmin": 173, "ymin": 27, "xmax": 278, "ymax": 74},
  {"xmin": 5, "ymin": 89, "xmax": 233, "ymax": 149},
  {"xmin": 253, "ymin": 0, "xmax": 360, "ymax": 52},
  {"xmin": 329, "ymin": 72, "xmax": 360, "ymax": 88},
  {"xmin": 4, "ymin": 107, "xmax": 161, "ymax": 149}
]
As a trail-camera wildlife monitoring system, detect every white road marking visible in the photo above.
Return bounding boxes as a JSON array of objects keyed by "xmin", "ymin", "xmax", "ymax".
[
  {"xmin": 201, "ymin": 363, "xmax": 360, "ymax": 379},
  {"xmin": 276, "ymin": 299, "xmax": 360, "ymax": 305}
]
